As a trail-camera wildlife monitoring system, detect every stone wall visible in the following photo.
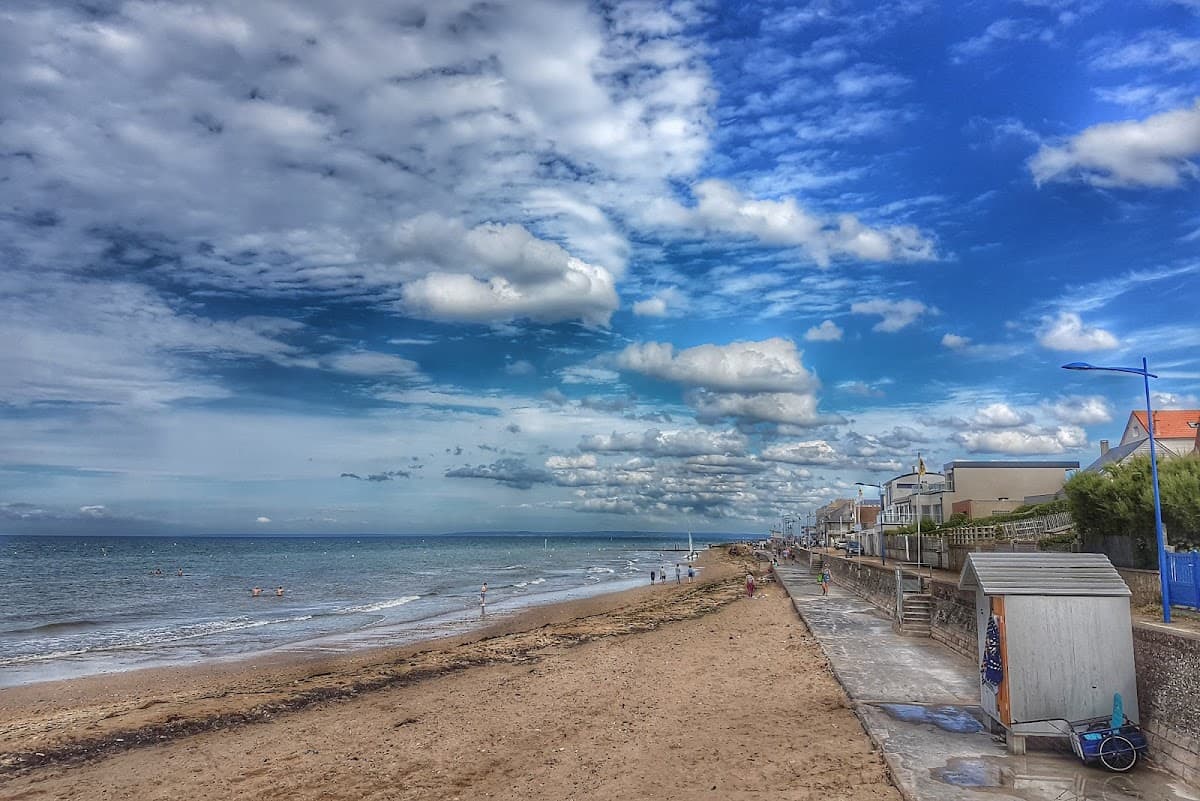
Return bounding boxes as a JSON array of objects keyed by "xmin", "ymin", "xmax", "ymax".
[
  {"xmin": 808, "ymin": 551, "xmax": 898, "ymax": 618},
  {"xmin": 928, "ymin": 579, "xmax": 977, "ymax": 660},
  {"xmin": 1133, "ymin": 623, "xmax": 1200, "ymax": 785}
]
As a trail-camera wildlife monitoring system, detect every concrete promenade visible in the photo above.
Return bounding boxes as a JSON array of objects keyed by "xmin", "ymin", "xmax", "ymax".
[{"xmin": 772, "ymin": 562, "xmax": 1197, "ymax": 801}]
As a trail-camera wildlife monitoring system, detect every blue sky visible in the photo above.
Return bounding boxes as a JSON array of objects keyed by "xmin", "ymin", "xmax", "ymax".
[{"xmin": 2, "ymin": 0, "xmax": 1198, "ymax": 534}]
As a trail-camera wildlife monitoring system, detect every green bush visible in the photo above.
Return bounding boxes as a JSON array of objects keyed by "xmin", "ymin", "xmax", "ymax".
[{"xmin": 1065, "ymin": 454, "xmax": 1200, "ymax": 567}]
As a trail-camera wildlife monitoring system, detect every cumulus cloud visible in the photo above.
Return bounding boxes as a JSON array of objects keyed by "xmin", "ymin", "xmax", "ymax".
[
  {"xmin": 941, "ymin": 333, "xmax": 971, "ymax": 349},
  {"xmin": 632, "ymin": 287, "xmax": 686, "ymax": 318},
  {"xmin": 688, "ymin": 390, "xmax": 831, "ymax": 426},
  {"xmin": 380, "ymin": 214, "xmax": 620, "ymax": 326},
  {"xmin": 2, "ymin": 0, "xmax": 713, "ymax": 319},
  {"xmin": 617, "ymin": 338, "xmax": 831, "ymax": 427},
  {"xmin": 545, "ymin": 453, "xmax": 599, "ymax": 470},
  {"xmin": 760, "ymin": 440, "xmax": 841, "ymax": 465},
  {"xmin": 1046, "ymin": 396, "xmax": 1113, "ymax": 425},
  {"xmin": 1029, "ymin": 102, "xmax": 1200, "ymax": 188},
  {"xmin": 579, "ymin": 428, "xmax": 747, "ymax": 457},
  {"xmin": 954, "ymin": 426, "xmax": 1088, "ymax": 455},
  {"xmin": 1037, "ymin": 312, "xmax": 1119, "ymax": 351},
  {"xmin": 617, "ymin": 338, "xmax": 817, "ymax": 393},
  {"xmin": 647, "ymin": 179, "xmax": 937, "ymax": 266},
  {"xmin": 850, "ymin": 298, "xmax": 933, "ymax": 332},
  {"xmin": 804, "ymin": 320, "xmax": 844, "ymax": 342},
  {"xmin": 972, "ymin": 402, "xmax": 1034, "ymax": 428}
]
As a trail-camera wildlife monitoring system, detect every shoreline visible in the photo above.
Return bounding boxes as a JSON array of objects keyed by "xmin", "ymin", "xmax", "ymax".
[
  {"xmin": 0, "ymin": 550, "xmax": 744, "ymax": 774},
  {"xmin": 0, "ymin": 550, "xmax": 902, "ymax": 801},
  {"xmin": 0, "ymin": 536, "xmax": 709, "ymax": 691}
]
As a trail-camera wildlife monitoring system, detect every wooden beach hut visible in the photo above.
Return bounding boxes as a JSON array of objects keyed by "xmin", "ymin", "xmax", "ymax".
[{"xmin": 958, "ymin": 552, "xmax": 1137, "ymax": 754}]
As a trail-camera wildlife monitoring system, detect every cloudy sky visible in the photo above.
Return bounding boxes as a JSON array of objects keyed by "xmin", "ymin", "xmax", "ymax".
[{"xmin": 2, "ymin": 0, "xmax": 1198, "ymax": 535}]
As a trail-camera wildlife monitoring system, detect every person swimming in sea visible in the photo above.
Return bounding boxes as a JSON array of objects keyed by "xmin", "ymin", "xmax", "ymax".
[
  {"xmin": 251, "ymin": 587, "xmax": 262, "ymax": 597},
  {"xmin": 275, "ymin": 586, "xmax": 285, "ymax": 597}
]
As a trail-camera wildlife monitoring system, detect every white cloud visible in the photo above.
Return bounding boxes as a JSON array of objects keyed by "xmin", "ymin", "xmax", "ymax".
[
  {"xmin": 1046, "ymin": 395, "xmax": 1113, "ymax": 425},
  {"xmin": 617, "ymin": 338, "xmax": 818, "ymax": 393},
  {"xmin": 632, "ymin": 297, "xmax": 669, "ymax": 317},
  {"xmin": 579, "ymin": 428, "xmax": 747, "ymax": 457},
  {"xmin": 1029, "ymin": 102, "xmax": 1200, "ymax": 188},
  {"xmin": 1153, "ymin": 391, "xmax": 1200, "ymax": 409},
  {"xmin": 950, "ymin": 18, "xmax": 1048, "ymax": 63},
  {"xmin": 688, "ymin": 390, "xmax": 828, "ymax": 426},
  {"xmin": 632, "ymin": 286, "xmax": 686, "ymax": 318},
  {"xmin": 545, "ymin": 453, "xmax": 598, "ymax": 470},
  {"xmin": 941, "ymin": 333, "xmax": 971, "ymax": 349},
  {"xmin": 804, "ymin": 320, "xmax": 844, "ymax": 342},
  {"xmin": 647, "ymin": 179, "xmax": 937, "ymax": 267},
  {"xmin": 850, "ymin": 298, "xmax": 933, "ymax": 332},
  {"xmin": 761, "ymin": 440, "xmax": 840, "ymax": 465},
  {"xmin": 1, "ymin": 0, "xmax": 713, "ymax": 313},
  {"xmin": 1089, "ymin": 30, "xmax": 1200, "ymax": 73},
  {"xmin": 377, "ymin": 214, "xmax": 620, "ymax": 326},
  {"xmin": 955, "ymin": 426, "xmax": 1087, "ymax": 455},
  {"xmin": 972, "ymin": 402, "xmax": 1034, "ymax": 428},
  {"xmin": 324, "ymin": 351, "xmax": 422, "ymax": 379},
  {"xmin": 256, "ymin": 516, "xmax": 272, "ymax": 523},
  {"xmin": 1037, "ymin": 312, "xmax": 1119, "ymax": 351}
]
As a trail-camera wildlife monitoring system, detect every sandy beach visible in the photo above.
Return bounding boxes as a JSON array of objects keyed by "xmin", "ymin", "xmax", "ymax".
[{"xmin": 0, "ymin": 552, "xmax": 900, "ymax": 801}]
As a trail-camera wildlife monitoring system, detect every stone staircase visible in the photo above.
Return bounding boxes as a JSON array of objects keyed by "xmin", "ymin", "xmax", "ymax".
[{"xmin": 899, "ymin": 593, "xmax": 932, "ymax": 636}]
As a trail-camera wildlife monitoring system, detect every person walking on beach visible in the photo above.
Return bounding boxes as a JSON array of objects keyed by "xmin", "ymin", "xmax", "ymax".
[
  {"xmin": 687, "ymin": 564, "xmax": 695, "ymax": 583},
  {"xmin": 480, "ymin": 582, "xmax": 488, "ymax": 616},
  {"xmin": 745, "ymin": 572, "xmax": 756, "ymax": 598},
  {"xmin": 675, "ymin": 564, "xmax": 681, "ymax": 584},
  {"xmin": 650, "ymin": 569, "xmax": 656, "ymax": 584},
  {"xmin": 660, "ymin": 565, "xmax": 667, "ymax": 584}
]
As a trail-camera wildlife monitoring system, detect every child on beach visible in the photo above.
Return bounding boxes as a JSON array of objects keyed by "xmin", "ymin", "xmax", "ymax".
[
  {"xmin": 745, "ymin": 572, "xmax": 756, "ymax": 597},
  {"xmin": 687, "ymin": 565, "xmax": 695, "ymax": 583},
  {"xmin": 650, "ymin": 570, "xmax": 656, "ymax": 584},
  {"xmin": 675, "ymin": 564, "xmax": 681, "ymax": 583}
]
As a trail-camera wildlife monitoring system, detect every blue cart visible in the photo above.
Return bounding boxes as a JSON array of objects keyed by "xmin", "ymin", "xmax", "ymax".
[{"xmin": 1067, "ymin": 716, "xmax": 1149, "ymax": 772}]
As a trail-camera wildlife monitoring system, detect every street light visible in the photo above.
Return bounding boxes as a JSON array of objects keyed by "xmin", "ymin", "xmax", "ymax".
[
  {"xmin": 855, "ymin": 481, "xmax": 886, "ymax": 565},
  {"xmin": 1063, "ymin": 357, "xmax": 1171, "ymax": 623}
]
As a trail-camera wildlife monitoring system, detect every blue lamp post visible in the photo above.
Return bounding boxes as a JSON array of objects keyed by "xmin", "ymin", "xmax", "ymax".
[
  {"xmin": 855, "ymin": 481, "xmax": 886, "ymax": 565},
  {"xmin": 1062, "ymin": 357, "xmax": 1171, "ymax": 623}
]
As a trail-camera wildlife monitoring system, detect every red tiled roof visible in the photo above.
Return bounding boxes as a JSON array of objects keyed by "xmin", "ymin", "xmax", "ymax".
[{"xmin": 1132, "ymin": 410, "xmax": 1200, "ymax": 439}]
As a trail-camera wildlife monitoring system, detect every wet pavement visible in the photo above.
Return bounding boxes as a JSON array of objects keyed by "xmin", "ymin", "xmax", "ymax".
[{"xmin": 772, "ymin": 563, "xmax": 1199, "ymax": 801}]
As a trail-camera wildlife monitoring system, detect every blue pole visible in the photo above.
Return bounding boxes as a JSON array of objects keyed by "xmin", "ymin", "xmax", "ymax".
[{"xmin": 1143, "ymin": 356, "xmax": 1171, "ymax": 623}]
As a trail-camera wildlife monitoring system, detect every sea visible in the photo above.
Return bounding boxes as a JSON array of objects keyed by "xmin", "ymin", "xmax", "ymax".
[{"xmin": 0, "ymin": 533, "xmax": 710, "ymax": 688}]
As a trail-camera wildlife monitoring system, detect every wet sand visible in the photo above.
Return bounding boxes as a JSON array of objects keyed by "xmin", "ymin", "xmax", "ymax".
[{"xmin": 0, "ymin": 552, "xmax": 901, "ymax": 800}]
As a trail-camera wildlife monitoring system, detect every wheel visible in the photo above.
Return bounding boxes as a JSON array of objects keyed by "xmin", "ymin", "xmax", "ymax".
[{"xmin": 1098, "ymin": 735, "xmax": 1138, "ymax": 772}]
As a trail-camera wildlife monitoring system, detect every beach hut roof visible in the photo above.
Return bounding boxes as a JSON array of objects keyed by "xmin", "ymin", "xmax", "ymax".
[{"xmin": 958, "ymin": 552, "xmax": 1130, "ymax": 597}]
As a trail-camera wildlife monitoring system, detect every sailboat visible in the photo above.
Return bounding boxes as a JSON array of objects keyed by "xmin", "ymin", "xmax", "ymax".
[{"xmin": 687, "ymin": 530, "xmax": 697, "ymax": 562}]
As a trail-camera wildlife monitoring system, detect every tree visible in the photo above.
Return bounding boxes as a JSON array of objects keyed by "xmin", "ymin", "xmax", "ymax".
[{"xmin": 1064, "ymin": 454, "xmax": 1200, "ymax": 568}]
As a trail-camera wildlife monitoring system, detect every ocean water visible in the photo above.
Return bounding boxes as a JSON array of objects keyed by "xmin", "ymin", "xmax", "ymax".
[{"xmin": 0, "ymin": 533, "xmax": 707, "ymax": 687}]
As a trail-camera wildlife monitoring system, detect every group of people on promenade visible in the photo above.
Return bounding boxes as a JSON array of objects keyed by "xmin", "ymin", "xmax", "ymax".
[{"xmin": 650, "ymin": 562, "xmax": 695, "ymax": 585}]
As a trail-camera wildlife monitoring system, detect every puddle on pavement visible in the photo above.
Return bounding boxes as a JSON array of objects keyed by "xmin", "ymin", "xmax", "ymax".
[
  {"xmin": 876, "ymin": 703, "xmax": 985, "ymax": 733},
  {"xmin": 930, "ymin": 755, "xmax": 1196, "ymax": 801}
]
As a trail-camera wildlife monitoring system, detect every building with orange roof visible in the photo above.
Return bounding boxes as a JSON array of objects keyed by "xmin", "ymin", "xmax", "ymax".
[{"xmin": 1084, "ymin": 409, "xmax": 1200, "ymax": 472}]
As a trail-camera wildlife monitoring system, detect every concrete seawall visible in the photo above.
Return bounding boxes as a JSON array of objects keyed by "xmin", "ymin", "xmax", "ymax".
[{"xmin": 808, "ymin": 549, "xmax": 1200, "ymax": 785}]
